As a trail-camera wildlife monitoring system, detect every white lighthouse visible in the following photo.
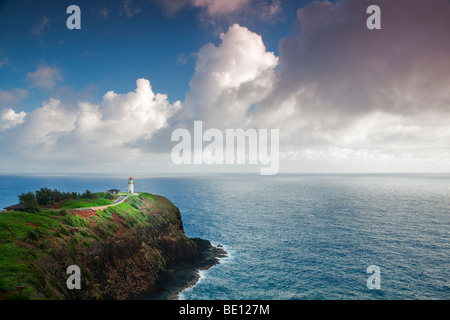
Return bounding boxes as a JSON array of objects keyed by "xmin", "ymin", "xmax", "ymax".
[{"xmin": 128, "ymin": 176, "xmax": 134, "ymax": 194}]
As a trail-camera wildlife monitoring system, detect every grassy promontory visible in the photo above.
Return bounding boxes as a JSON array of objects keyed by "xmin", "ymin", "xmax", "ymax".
[{"xmin": 0, "ymin": 192, "xmax": 221, "ymax": 300}]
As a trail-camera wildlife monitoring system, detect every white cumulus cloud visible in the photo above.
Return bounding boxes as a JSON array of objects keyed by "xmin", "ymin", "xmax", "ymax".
[
  {"xmin": 72, "ymin": 78, "xmax": 181, "ymax": 149},
  {"xmin": 177, "ymin": 23, "xmax": 278, "ymax": 128},
  {"xmin": 5, "ymin": 79, "xmax": 181, "ymax": 169},
  {"xmin": 0, "ymin": 108, "xmax": 26, "ymax": 131}
]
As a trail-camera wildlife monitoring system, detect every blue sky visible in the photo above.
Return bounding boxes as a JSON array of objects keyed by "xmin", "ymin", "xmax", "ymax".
[
  {"xmin": 0, "ymin": 0, "xmax": 304, "ymax": 106},
  {"xmin": 2, "ymin": 0, "xmax": 209, "ymax": 105},
  {"xmin": 1, "ymin": 0, "xmax": 449, "ymax": 174}
]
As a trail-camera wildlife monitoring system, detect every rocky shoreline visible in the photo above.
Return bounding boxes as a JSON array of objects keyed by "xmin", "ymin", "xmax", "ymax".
[{"xmin": 144, "ymin": 238, "xmax": 227, "ymax": 300}]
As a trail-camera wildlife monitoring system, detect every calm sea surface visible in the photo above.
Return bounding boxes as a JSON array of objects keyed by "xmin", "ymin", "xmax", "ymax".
[{"xmin": 1, "ymin": 173, "xmax": 449, "ymax": 299}]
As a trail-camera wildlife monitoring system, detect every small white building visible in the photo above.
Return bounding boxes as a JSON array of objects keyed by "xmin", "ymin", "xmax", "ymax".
[{"xmin": 128, "ymin": 176, "xmax": 134, "ymax": 194}]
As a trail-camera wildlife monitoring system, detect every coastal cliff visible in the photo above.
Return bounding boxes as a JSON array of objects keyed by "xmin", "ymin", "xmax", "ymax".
[{"xmin": 0, "ymin": 193, "xmax": 223, "ymax": 300}]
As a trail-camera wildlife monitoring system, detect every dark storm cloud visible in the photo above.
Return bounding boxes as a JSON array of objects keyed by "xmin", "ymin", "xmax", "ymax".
[{"xmin": 257, "ymin": 0, "xmax": 450, "ymax": 121}]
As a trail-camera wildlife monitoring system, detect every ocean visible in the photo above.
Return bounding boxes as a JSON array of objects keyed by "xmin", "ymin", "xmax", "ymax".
[{"xmin": 1, "ymin": 173, "xmax": 449, "ymax": 300}]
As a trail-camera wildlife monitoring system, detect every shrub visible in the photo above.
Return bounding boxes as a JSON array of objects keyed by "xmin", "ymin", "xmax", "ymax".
[
  {"xmin": 63, "ymin": 213, "xmax": 90, "ymax": 228},
  {"xmin": 18, "ymin": 192, "xmax": 41, "ymax": 213}
]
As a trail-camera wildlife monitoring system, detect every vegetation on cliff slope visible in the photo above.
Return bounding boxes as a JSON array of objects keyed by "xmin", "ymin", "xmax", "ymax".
[{"xmin": 0, "ymin": 192, "xmax": 200, "ymax": 300}]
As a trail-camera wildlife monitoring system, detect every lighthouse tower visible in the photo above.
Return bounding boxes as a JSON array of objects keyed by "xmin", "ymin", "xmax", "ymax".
[{"xmin": 128, "ymin": 176, "xmax": 134, "ymax": 194}]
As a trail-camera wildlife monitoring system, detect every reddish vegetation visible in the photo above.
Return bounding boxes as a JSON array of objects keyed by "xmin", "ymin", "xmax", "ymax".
[
  {"xmin": 74, "ymin": 209, "xmax": 98, "ymax": 218},
  {"xmin": 111, "ymin": 213, "xmax": 123, "ymax": 224},
  {"xmin": 44, "ymin": 199, "xmax": 70, "ymax": 209},
  {"xmin": 44, "ymin": 203, "xmax": 61, "ymax": 209},
  {"xmin": 28, "ymin": 222, "xmax": 41, "ymax": 227}
]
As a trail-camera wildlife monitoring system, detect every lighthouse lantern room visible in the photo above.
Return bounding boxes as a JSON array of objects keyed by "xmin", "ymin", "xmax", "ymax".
[{"xmin": 128, "ymin": 176, "xmax": 134, "ymax": 194}]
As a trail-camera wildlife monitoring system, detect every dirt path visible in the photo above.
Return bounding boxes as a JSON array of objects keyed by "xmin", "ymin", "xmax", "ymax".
[{"xmin": 74, "ymin": 194, "xmax": 131, "ymax": 213}]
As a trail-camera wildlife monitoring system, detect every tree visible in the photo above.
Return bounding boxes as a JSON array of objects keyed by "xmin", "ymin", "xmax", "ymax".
[
  {"xmin": 18, "ymin": 192, "xmax": 41, "ymax": 213},
  {"xmin": 51, "ymin": 188, "xmax": 62, "ymax": 203},
  {"xmin": 105, "ymin": 193, "xmax": 114, "ymax": 200},
  {"xmin": 81, "ymin": 189, "xmax": 97, "ymax": 199},
  {"xmin": 35, "ymin": 187, "xmax": 53, "ymax": 205},
  {"xmin": 71, "ymin": 192, "xmax": 80, "ymax": 199}
]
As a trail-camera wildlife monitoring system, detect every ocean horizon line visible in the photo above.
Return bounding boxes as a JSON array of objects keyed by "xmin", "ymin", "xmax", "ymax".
[{"xmin": 1, "ymin": 172, "xmax": 450, "ymax": 178}]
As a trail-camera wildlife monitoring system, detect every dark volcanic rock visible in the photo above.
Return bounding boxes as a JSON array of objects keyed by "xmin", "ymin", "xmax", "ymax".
[{"xmin": 147, "ymin": 238, "xmax": 228, "ymax": 300}]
